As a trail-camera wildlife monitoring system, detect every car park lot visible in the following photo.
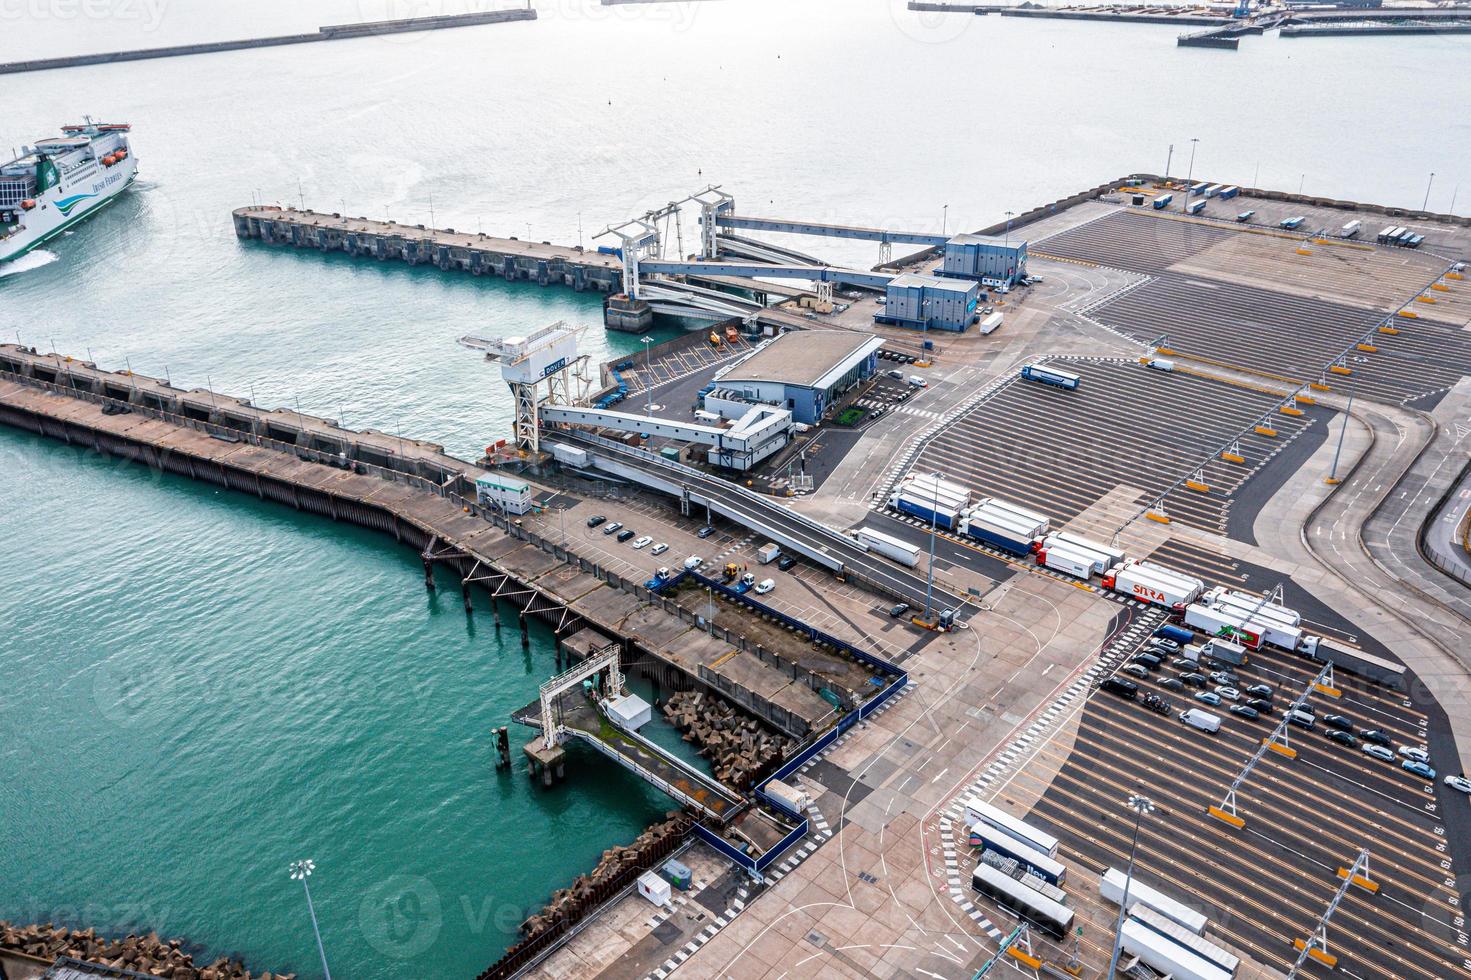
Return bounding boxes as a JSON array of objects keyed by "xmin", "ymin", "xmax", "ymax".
[
  {"xmin": 898, "ymin": 358, "xmax": 1319, "ymax": 535},
  {"xmin": 1038, "ymin": 207, "xmax": 1471, "ymax": 404},
  {"xmin": 992, "ymin": 625, "xmax": 1471, "ymax": 980}
]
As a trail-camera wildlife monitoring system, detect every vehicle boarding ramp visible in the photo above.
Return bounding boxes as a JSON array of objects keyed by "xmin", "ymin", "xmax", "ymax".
[
  {"xmin": 516, "ymin": 648, "xmax": 744, "ymax": 823},
  {"xmin": 541, "ymin": 402, "xmax": 792, "ymax": 471}
]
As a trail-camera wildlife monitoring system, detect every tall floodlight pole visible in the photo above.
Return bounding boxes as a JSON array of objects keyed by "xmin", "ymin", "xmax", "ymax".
[
  {"xmin": 1106, "ymin": 795, "xmax": 1156, "ymax": 980},
  {"xmin": 1004, "ymin": 211, "xmax": 1015, "ymax": 248},
  {"xmin": 1326, "ymin": 386, "xmax": 1354, "ymax": 485},
  {"xmin": 1423, "ymin": 172, "xmax": 1436, "ymax": 212},
  {"xmin": 642, "ymin": 335, "xmax": 655, "ymax": 415},
  {"xmin": 1180, "ymin": 138, "xmax": 1199, "ymax": 211},
  {"xmin": 1164, "ymin": 144, "xmax": 1174, "ymax": 183},
  {"xmin": 924, "ymin": 471, "xmax": 941, "ymax": 624},
  {"xmin": 289, "ymin": 859, "xmax": 332, "ymax": 980}
]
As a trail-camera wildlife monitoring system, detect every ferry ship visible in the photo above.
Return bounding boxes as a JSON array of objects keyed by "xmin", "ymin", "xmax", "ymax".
[{"xmin": 0, "ymin": 118, "xmax": 138, "ymax": 264}]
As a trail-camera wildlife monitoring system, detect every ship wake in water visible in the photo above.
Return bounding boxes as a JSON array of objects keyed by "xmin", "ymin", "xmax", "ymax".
[{"xmin": 0, "ymin": 249, "xmax": 58, "ymax": 277}]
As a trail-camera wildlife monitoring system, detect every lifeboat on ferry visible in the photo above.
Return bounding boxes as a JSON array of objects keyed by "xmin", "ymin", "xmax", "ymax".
[
  {"xmin": 102, "ymin": 155, "xmax": 117, "ymax": 166},
  {"xmin": 115, "ymin": 149, "xmax": 127, "ymax": 159},
  {"xmin": 20, "ymin": 199, "xmax": 36, "ymax": 210}
]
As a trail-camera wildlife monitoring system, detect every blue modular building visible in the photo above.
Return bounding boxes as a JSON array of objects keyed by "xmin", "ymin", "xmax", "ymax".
[
  {"xmin": 937, "ymin": 233, "xmax": 1028, "ymax": 286},
  {"xmin": 713, "ymin": 330, "xmax": 884, "ymax": 425},
  {"xmin": 877, "ymin": 273, "xmax": 980, "ymax": 332}
]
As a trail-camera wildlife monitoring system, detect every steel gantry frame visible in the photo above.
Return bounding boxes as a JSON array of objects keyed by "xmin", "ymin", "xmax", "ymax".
[
  {"xmin": 458, "ymin": 322, "xmax": 593, "ymax": 453},
  {"xmin": 1209, "ymin": 651, "xmax": 1338, "ymax": 829},
  {"xmin": 1286, "ymin": 849, "xmax": 1378, "ymax": 975},
  {"xmin": 537, "ymin": 643, "xmax": 623, "ymax": 751}
]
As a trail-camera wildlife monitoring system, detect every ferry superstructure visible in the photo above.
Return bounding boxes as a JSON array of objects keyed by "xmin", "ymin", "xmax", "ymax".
[{"xmin": 0, "ymin": 118, "xmax": 138, "ymax": 263}]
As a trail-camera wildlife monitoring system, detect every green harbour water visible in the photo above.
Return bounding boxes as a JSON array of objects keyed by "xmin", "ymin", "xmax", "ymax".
[{"xmin": 2, "ymin": 1, "xmax": 1468, "ymax": 976}]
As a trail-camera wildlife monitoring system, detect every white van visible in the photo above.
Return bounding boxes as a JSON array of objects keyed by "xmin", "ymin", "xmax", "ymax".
[
  {"xmin": 1181, "ymin": 708, "xmax": 1221, "ymax": 733},
  {"xmin": 908, "ymin": 375, "xmax": 927, "ymax": 388}
]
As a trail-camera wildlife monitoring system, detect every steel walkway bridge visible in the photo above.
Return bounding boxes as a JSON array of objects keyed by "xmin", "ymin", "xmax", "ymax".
[
  {"xmin": 513, "ymin": 648, "xmax": 744, "ymax": 823},
  {"xmin": 639, "ymin": 259, "xmax": 894, "ymax": 291},
  {"xmin": 712, "ymin": 213, "xmax": 950, "ymax": 247}
]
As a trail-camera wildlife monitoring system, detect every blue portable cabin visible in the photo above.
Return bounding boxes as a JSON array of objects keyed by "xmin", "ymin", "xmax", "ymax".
[
  {"xmin": 1218, "ymin": 185, "xmax": 1240, "ymax": 200},
  {"xmin": 1280, "ymin": 216, "xmax": 1306, "ymax": 230},
  {"xmin": 1190, "ymin": 181, "xmax": 1210, "ymax": 196},
  {"xmin": 1021, "ymin": 364, "xmax": 1081, "ymax": 391},
  {"xmin": 1152, "ymin": 194, "xmax": 1174, "ymax": 210},
  {"xmin": 1187, "ymin": 199, "xmax": 1207, "ymax": 215}
]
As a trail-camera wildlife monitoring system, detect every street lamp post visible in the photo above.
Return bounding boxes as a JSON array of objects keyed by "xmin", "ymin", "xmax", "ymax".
[
  {"xmin": 1326, "ymin": 386, "xmax": 1354, "ymax": 485},
  {"xmin": 642, "ymin": 335, "xmax": 655, "ymax": 415},
  {"xmin": 923, "ymin": 471, "xmax": 941, "ymax": 624},
  {"xmin": 289, "ymin": 859, "xmax": 333, "ymax": 980},
  {"xmin": 1180, "ymin": 138, "xmax": 1199, "ymax": 212},
  {"xmin": 1106, "ymin": 795, "xmax": 1156, "ymax": 980},
  {"xmin": 1004, "ymin": 211, "xmax": 1015, "ymax": 248},
  {"xmin": 942, "ymin": 203, "xmax": 949, "ymax": 236},
  {"xmin": 1423, "ymin": 172, "xmax": 1436, "ymax": 212}
]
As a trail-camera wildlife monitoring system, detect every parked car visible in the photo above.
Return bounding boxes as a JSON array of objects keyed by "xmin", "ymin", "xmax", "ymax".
[
  {"xmin": 650, "ymin": 542, "xmax": 669, "ymax": 556},
  {"xmin": 1159, "ymin": 678, "xmax": 1186, "ymax": 692},
  {"xmin": 586, "ymin": 515, "xmax": 606, "ymax": 528},
  {"xmin": 1362, "ymin": 744, "xmax": 1395, "ymax": 762},
  {"xmin": 1323, "ymin": 714, "xmax": 1354, "ymax": 732},
  {"xmin": 1171, "ymin": 657, "xmax": 1195, "ymax": 670},
  {"xmin": 1149, "ymin": 637, "xmax": 1181, "ymax": 654},
  {"xmin": 1194, "ymin": 691, "xmax": 1222, "ymax": 706},
  {"xmin": 1403, "ymin": 760, "xmax": 1436, "ymax": 780},
  {"xmin": 1360, "ymin": 729, "xmax": 1391, "ymax": 747},
  {"xmin": 1121, "ymin": 664, "xmax": 1151, "ymax": 680},
  {"xmin": 1214, "ymin": 686, "xmax": 1241, "ymax": 702},
  {"xmin": 1246, "ymin": 684, "xmax": 1274, "ymax": 698},
  {"xmin": 697, "ymin": 525, "xmax": 716, "ymax": 539},
  {"xmin": 631, "ymin": 535, "xmax": 653, "ymax": 549},
  {"xmin": 1246, "ymin": 698, "xmax": 1275, "ymax": 715},
  {"xmin": 754, "ymin": 578, "xmax": 775, "ymax": 595},
  {"xmin": 615, "ymin": 529, "xmax": 636, "ymax": 543},
  {"xmin": 1229, "ymin": 705, "xmax": 1259, "ymax": 720},
  {"xmin": 1399, "ymin": 746, "xmax": 1431, "ymax": 765},
  {"xmin": 1445, "ymin": 774, "xmax": 1471, "ymax": 794},
  {"xmin": 1326, "ymin": 730, "xmax": 1359, "ymax": 748},
  {"xmin": 683, "ymin": 556, "xmax": 704, "ymax": 570},
  {"xmin": 1179, "ymin": 672, "xmax": 1208, "ymax": 687},
  {"xmin": 889, "ymin": 602, "xmax": 911, "ymax": 618},
  {"xmin": 1130, "ymin": 654, "xmax": 1162, "ymax": 670},
  {"xmin": 778, "ymin": 555, "xmax": 797, "ymax": 571},
  {"xmin": 602, "ymin": 521, "xmax": 623, "ymax": 535},
  {"xmin": 1209, "ymin": 670, "xmax": 1239, "ymax": 686}
]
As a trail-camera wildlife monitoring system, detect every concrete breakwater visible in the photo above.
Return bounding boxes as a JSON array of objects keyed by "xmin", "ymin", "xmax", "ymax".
[
  {"xmin": 0, "ymin": 9, "xmax": 536, "ymax": 76},
  {"xmin": 233, "ymin": 206, "xmax": 623, "ymax": 295},
  {"xmin": 0, "ymin": 921, "xmax": 289, "ymax": 979}
]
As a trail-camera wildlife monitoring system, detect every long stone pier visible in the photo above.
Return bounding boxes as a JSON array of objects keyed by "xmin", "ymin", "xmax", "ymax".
[{"xmin": 233, "ymin": 206, "xmax": 623, "ymax": 293}]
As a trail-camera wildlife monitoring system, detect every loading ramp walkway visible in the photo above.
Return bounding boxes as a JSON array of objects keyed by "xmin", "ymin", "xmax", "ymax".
[{"xmin": 512, "ymin": 688, "xmax": 745, "ymax": 824}]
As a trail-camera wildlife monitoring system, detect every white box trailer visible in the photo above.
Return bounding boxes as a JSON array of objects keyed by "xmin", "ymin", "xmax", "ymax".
[
  {"xmin": 1299, "ymin": 634, "xmax": 1407, "ymax": 691},
  {"xmin": 902, "ymin": 473, "xmax": 972, "ymax": 509},
  {"xmin": 963, "ymin": 511, "xmax": 1042, "ymax": 556},
  {"xmin": 854, "ymin": 526, "xmax": 922, "ymax": 568},
  {"xmin": 970, "ymin": 498, "xmax": 1050, "ymax": 539},
  {"xmin": 1130, "ymin": 905, "xmax": 1240, "ymax": 976},
  {"xmin": 890, "ymin": 488, "xmax": 965, "ymax": 531},
  {"xmin": 1194, "ymin": 598, "xmax": 1303, "ymax": 652},
  {"xmin": 1184, "ymin": 603, "xmax": 1266, "ymax": 651},
  {"xmin": 1204, "ymin": 588, "xmax": 1301, "ymax": 627},
  {"xmin": 1042, "ymin": 531, "xmax": 1124, "ymax": 576},
  {"xmin": 1037, "ymin": 542, "xmax": 1096, "ymax": 579},
  {"xmin": 757, "ymin": 543, "xmax": 781, "ymax": 565},
  {"xmin": 979, "ymin": 310, "xmax": 1004, "ymax": 335},
  {"xmin": 1121, "ymin": 919, "xmax": 1232, "ymax": 980},
  {"xmin": 1101, "ymin": 868, "xmax": 1208, "ymax": 935},
  {"xmin": 1103, "ymin": 560, "xmax": 1204, "ymax": 609}
]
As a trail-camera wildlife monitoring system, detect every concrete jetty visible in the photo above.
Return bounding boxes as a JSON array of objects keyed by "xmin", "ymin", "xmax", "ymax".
[
  {"xmin": 0, "ymin": 9, "xmax": 536, "ymax": 77},
  {"xmin": 0, "ymin": 345, "xmax": 861, "ymax": 743},
  {"xmin": 233, "ymin": 206, "xmax": 622, "ymax": 294}
]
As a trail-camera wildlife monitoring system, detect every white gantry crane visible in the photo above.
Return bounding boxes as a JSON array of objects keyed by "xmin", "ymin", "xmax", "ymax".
[{"xmin": 459, "ymin": 321, "xmax": 592, "ymax": 453}]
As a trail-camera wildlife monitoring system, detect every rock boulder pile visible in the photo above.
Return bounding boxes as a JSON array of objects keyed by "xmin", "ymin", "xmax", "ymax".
[
  {"xmin": 518, "ymin": 811, "xmax": 687, "ymax": 941},
  {"xmin": 0, "ymin": 922, "xmax": 290, "ymax": 980},
  {"xmin": 661, "ymin": 690, "xmax": 791, "ymax": 789}
]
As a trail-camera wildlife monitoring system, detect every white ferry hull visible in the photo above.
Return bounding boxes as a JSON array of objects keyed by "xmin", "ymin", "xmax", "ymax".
[{"xmin": 0, "ymin": 155, "xmax": 138, "ymax": 264}]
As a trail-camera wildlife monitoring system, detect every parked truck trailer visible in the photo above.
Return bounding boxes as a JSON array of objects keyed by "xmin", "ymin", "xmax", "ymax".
[
  {"xmin": 1103, "ymin": 560, "xmax": 1204, "ymax": 609},
  {"xmin": 1120, "ymin": 919, "xmax": 1232, "ymax": 980},
  {"xmin": 1299, "ymin": 634, "xmax": 1407, "ymax": 691}
]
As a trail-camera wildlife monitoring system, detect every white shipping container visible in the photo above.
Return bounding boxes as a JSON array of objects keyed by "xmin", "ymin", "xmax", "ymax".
[
  {"xmin": 1103, "ymin": 560, "xmax": 1204, "ymax": 608},
  {"xmin": 979, "ymin": 311, "xmax": 1004, "ymax": 335},
  {"xmin": 1038, "ymin": 544, "xmax": 1095, "ymax": 579},
  {"xmin": 970, "ymin": 501, "xmax": 1049, "ymax": 540},
  {"xmin": 1184, "ymin": 603, "xmax": 1265, "ymax": 651},
  {"xmin": 548, "ymin": 442, "xmax": 590, "ymax": 468},
  {"xmin": 763, "ymin": 778, "xmax": 812, "ymax": 813},
  {"xmin": 638, "ymin": 871, "xmax": 672, "ymax": 907},
  {"xmin": 1120, "ymin": 919, "xmax": 1232, "ymax": 980},
  {"xmin": 1100, "ymin": 868, "xmax": 1209, "ymax": 935}
]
